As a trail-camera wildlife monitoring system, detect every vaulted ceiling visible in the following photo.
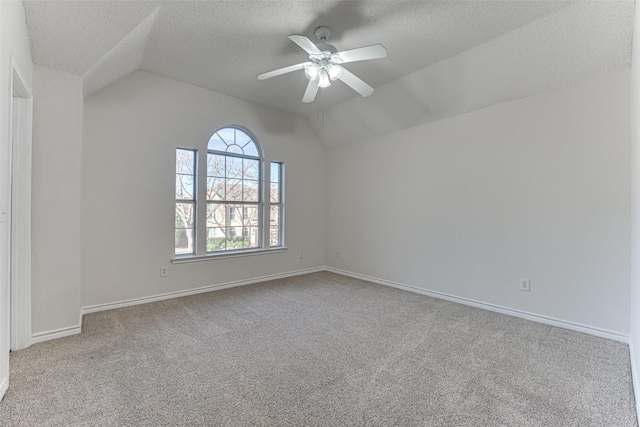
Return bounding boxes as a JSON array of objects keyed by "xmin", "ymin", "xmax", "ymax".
[{"xmin": 22, "ymin": 1, "xmax": 634, "ymax": 147}]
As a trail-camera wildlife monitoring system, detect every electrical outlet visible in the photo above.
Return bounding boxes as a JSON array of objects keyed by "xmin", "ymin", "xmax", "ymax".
[
  {"xmin": 520, "ymin": 278, "xmax": 530, "ymax": 292},
  {"xmin": 161, "ymin": 266, "xmax": 168, "ymax": 277}
]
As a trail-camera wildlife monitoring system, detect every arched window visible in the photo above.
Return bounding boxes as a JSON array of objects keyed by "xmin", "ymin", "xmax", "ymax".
[
  {"xmin": 175, "ymin": 126, "xmax": 283, "ymax": 258},
  {"xmin": 206, "ymin": 127, "xmax": 261, "ymax": 252}
]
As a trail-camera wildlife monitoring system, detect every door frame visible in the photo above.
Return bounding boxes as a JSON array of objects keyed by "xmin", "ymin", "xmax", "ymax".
[{"xmin": 8, "ymin": 56, "xmax": 33, "ymax": 351}]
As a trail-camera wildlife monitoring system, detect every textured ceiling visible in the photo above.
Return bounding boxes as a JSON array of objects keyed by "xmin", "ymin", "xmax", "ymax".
[
  {"xmin": 24, "ymin": 0, "xmax": 573, "ymax": 116},
  {"xmin": 311, "ymin": 0, "xmax": 635, "ymax": 146},
  {"xmin": 22, "ymin": 1, "xmax": 634, "ymax": 147}
]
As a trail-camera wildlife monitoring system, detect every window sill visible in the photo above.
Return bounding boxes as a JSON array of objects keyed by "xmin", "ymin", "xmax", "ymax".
[{"xmin": 171, "ymin": 247, "xmax": 287, "ymax": 264}]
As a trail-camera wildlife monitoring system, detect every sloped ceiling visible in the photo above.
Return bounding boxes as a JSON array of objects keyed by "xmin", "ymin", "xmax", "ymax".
[
  {"xmin": 311, "ymin": 1, "xmax": 635, "ymax": 146},
  {"xmin": 22, "ymin": 1, "xmax": 634, "ymax": 147}
]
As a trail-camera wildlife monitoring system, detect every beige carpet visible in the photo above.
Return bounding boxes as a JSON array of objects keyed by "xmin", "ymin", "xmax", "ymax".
[{"xmin": 0, "ymin": 271, "xmax": 637, "ymax": 426}]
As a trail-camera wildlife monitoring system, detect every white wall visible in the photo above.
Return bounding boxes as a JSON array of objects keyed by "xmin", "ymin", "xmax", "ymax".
[
  {"xmin": 327, "ymin": 71, "xmax": 631, "ymax": 335},
  {"xmin": 629, "ymin": 0, "xmax": 640, "ymax": 419},
  {"xmin": 81, "ymin": 71, "xmax": 326, "ymax": 308},
  {"xmin": 0, "ymin": 0, "xmax": 32, "ymax": 398},
  {"xmin": 31, "ymin": 66, "xmax": 83, "ymax": 335}
]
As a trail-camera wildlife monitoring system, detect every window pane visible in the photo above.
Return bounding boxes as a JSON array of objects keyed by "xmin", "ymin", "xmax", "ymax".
[
  {"xmin": 207, "ymin": 227, "xmax": 226, "ymax": 251},
  {"xmin": 270, "ymin": 162, "xmax": 280, "ymax": 183},
  {"xmin": 207, "ymin": 177, "xmax": 224, "ymax": 201},
  {"xmin": 227, "ymin": 144, "xmax": 244, "ymax": 155},
  {"xmin": 227, "ymin": 227, "xmax": 244, "ymax": 249},
  {"xmin": 207, "ymin": 227, "xmax": 225, "ymax": 238},
  {"xmin": 207, "ymin": 154, "xmax": 225, "ymax": 177},
  {"xmin": 236, "ymin": 130, "xmax": 252, "ymax": 147},
  {"xmin": 226, "ymin": 179, "xmax": 242, "ymax": 201},
  {"xmin": 206, "ymin": 203, "xmax": 225, "ymax": 227},
  {"xmin": 244, "ymin": 159, "xmax": 259, "ymax": 180},
  {"xmin": 243, "ymin": 142, "xmax": 259, "ymax": 157},
  {"xmin": 175, "ymin": 202, "xmax": 195, "ymax": 228},
  {"xmin": 243, "ymin": 180, "xmax": 259, "ymax": 202},
  {"xmin": 176, "ymin": 149, "xmax": 195, "ymax": 174},
  {"xmin": 208, "ymin": 133, "xmax": 227, "ymax": 151},
  {"xmin": 244, "ymin": 205, "xmax": 259, "ymax": 226},
  {"xmin": 270, "ymin": 183, "xmax": 280, "ymax": 203},
  {"xmin": 270, "ymin": 226, "xmax": 281, "ymax": 247},
  {"xmin": 229, "ymin": 204, "xmax": 245, "ymax": 223},
  {"xmin": 176, "ymin": 174, "xmax": 195, "ymax": 200},
  {"xmin": 270, "ymin": 205, "xmax": 280, "ymax": 226},
  {"xmin": 175, "ymin": 228, "xmax": 195, "ymax": 255},
  {"xmin": 217, "ymin": 128, "xmax": 235, "ymax": 145},
  {"xmin": 245, "ymin": 227, "xmax": 259, "ymax": 248},
  {"xmin": 226, "ymin": 156, "xmax": 243, "ymax": 178}
]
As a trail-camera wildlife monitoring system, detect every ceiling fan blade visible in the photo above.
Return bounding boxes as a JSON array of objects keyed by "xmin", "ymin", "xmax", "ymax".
[
  {"xmin": 258, "ymin": 62, "xmax": 310, "ymax": 80},
  {"xmin": 336, "ymin": 44, "xmax": 387, "ymax": 64},
  {"xmin": 288, "ymin": 35, "xmax": 323, "ymax": 56},
  {"xmin": 338, "ymin": 68, "xmax": 374, "ymax": 97},
  {"xmin": 302, "ymin": 78, "xmax": 319, "ymax": 103}
]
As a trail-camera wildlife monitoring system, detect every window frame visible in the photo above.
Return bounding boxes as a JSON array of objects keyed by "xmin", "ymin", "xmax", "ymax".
[
  {"xmin": 206, "ymin": 127, "xmax": 262, "ymax": 253},
  {"xmin": 269, "ymin": 161, "xmax": 284, "ymax": 248},
  {"xmin": 175, "ymin": 148, "xmax": 197, "ymax": 256},
  {"xmin": 173, "ymin": 125, "xmax": 286, "ymax": 262}
]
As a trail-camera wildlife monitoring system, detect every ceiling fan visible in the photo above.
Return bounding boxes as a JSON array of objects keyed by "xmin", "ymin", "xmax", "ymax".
[{"xmin": 258, "ymin": 26, "xmax": 387, "ymax": 103}]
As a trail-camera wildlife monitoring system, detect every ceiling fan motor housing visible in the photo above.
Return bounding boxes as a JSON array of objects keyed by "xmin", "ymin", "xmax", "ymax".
[
  {"xmin": 315, "ymin": 43, "xmax": 338, "ymax": 55},
  {"xmin": 315, "ymin": 26, "xmax": 332, "ymax": 41}
]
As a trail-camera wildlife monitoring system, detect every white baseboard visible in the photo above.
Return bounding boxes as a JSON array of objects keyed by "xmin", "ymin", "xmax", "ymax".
[
  {"xmin": 325, "ymin": 267, "xmax": 629, "ymax": 343},
  {"xmin": 31, "ymin": 324, "xmax": 82, "ymax": 344},
  {"xmin": 0, "ymin": 377, "xmax": 7, "ymax": 402},
  {"xmin": 30, "ymin": 267, "xmax": 323, "ymax": 345},
  {"xmin": 81, "ymin": 267, "xmax": 325, "ymax": 315},
  {"xmin": 30, "ymin": 266, "xmax": 628, "ymax": 346}
]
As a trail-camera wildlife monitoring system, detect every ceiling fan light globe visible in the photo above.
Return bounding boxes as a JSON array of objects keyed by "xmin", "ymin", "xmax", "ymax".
[
  {"xmin": 330, "ymin": 53, "xmax": 341, "ymax": 62},
  {"xmin": 328, "ymin": 64, "xmax": 342, "ymax": 80},
  {"xmin": 304, "ymin": 64, "xmax": 319, "ymax": 81},
  {"xmin": 318, "ymin": 69, "xmax": 331, "ymax": 88}
]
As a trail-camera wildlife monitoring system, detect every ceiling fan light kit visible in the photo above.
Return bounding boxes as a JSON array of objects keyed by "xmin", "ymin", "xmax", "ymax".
[
  {"xmin": 305, "ymin": 61, "xmax": 342, "ymax": 87},
  {"xmin": 258, "ymin": 26, "xmax": 387, "ymax": 103}
]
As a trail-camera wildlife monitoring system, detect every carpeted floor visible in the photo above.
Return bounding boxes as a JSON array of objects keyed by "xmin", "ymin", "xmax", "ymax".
[{"xmin": 0, "ymin": 271, "xmax": 637, "ymax": 426}]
